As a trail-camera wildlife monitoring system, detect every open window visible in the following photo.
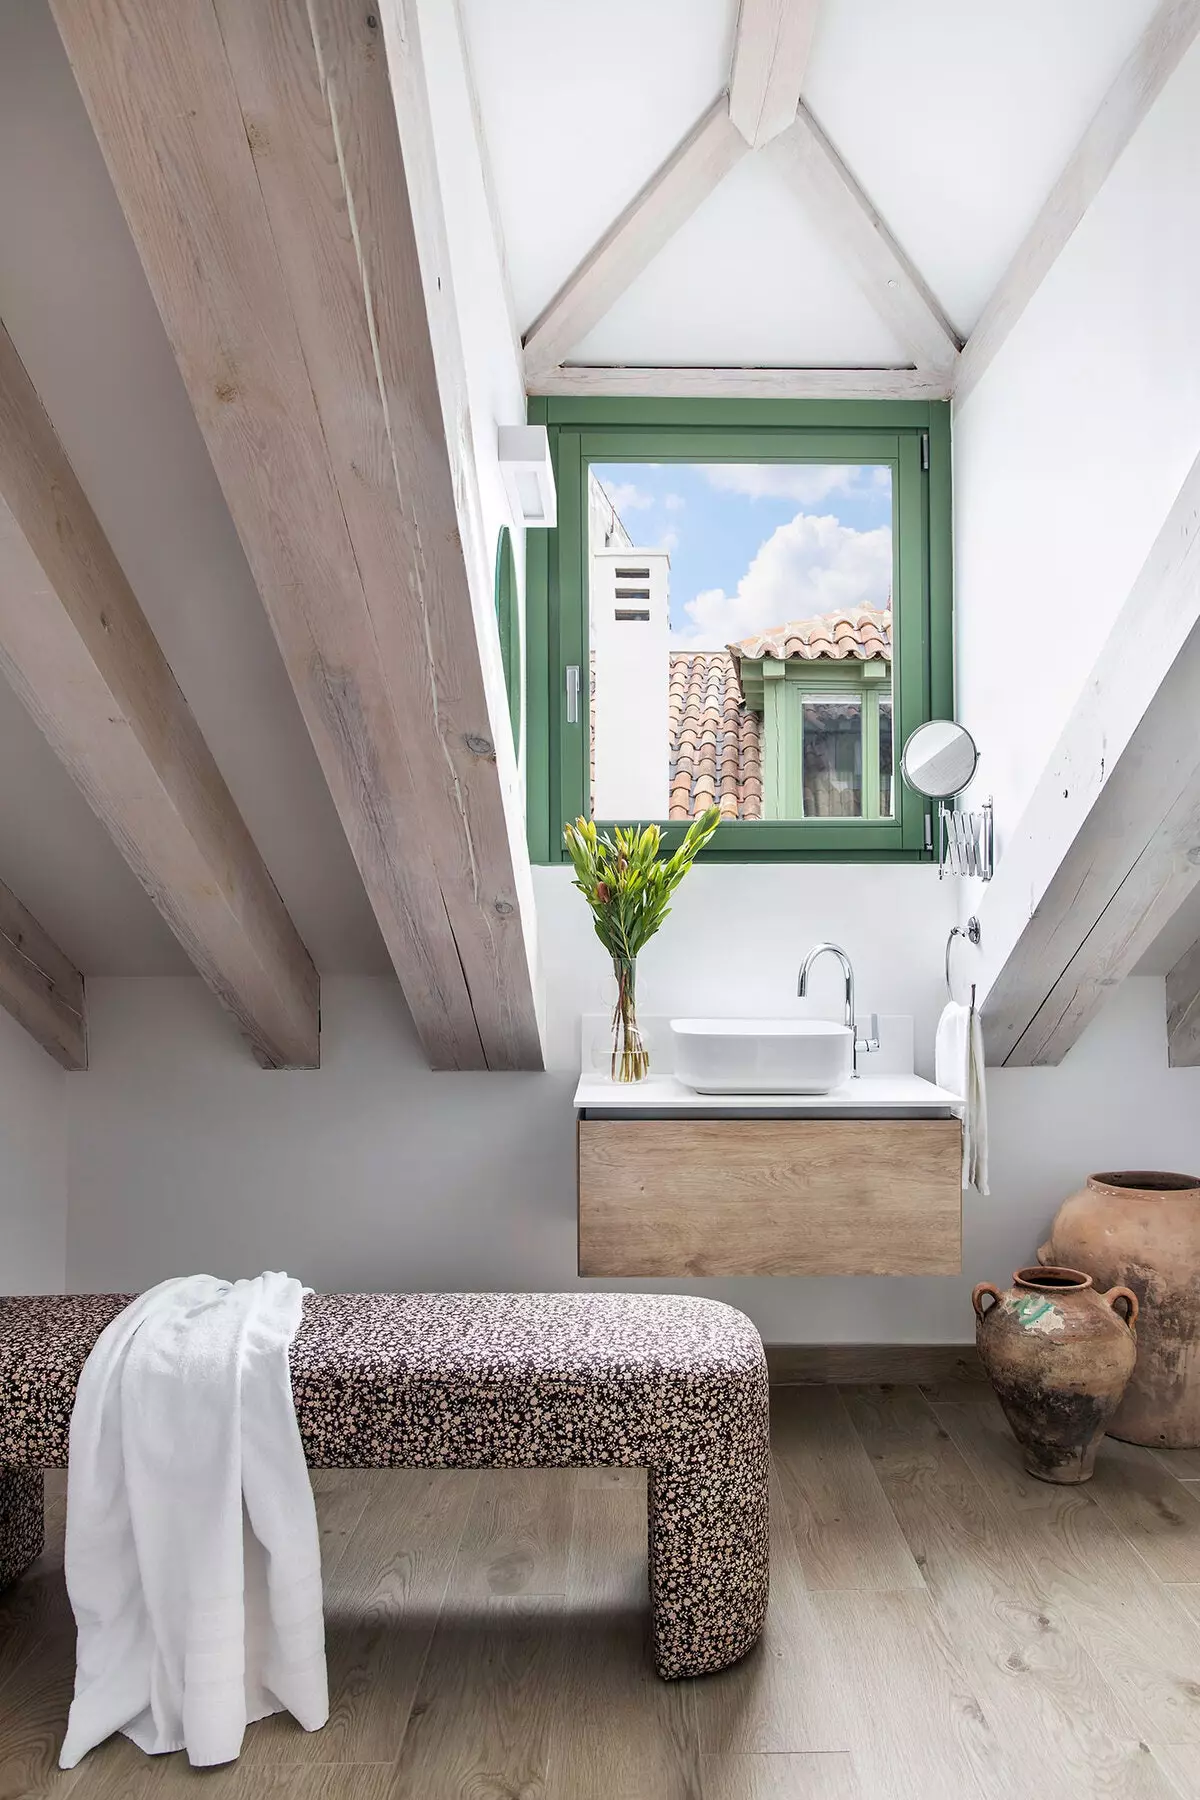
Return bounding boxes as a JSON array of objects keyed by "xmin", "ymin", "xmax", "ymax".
[{"xmin": 525, "ymin": 400, "xmax": 952, "ymax": 861}]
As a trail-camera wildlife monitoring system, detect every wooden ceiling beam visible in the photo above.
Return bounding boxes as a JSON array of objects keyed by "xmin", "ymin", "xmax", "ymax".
[
  {"xmin": 0, "ymin": 877, "xmax": 85, "ymax": 1071},
  {"xmin": 767, "ymin": 108, "xmax": 961, "ymax": 379},
  {"xmin": 729, "ymin": 0, "xmax": 822, "ymax": 148},
  {"xmin": 51, "ymin": 0, "xmax": 542, "ymax": 1071},
  {"xmin": 0, "ymin": 322, "xmax": 318, "ymax": 1068},
  {"xmin": 522, "ymin": 97, "xmax": 748, "ymax": 385},
  {"xmin": 980, "ymin": 451, "xmax": 1200, "ymax": 1066},
  {"xmin": 955, "ymin": 0, "xmax": 1200, "ymax": 408},
  {"xmin": 528, "ymin": 364, "xmax": 950, "ymax": 399},
  {"xmin": 1167, "ymin": 937, "xmax": 1200, "ymax": 1067}
]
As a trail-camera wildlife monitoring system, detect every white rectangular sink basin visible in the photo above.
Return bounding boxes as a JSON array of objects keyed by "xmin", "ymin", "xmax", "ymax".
[{"xmin": 671, "ymin": 1017, "xmax": 854, "ymax": 1095}]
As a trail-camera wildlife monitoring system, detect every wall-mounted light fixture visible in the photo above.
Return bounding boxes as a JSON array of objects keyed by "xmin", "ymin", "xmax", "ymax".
[{"xmin": 498, "ymin": 424, "xmax": 557, "ymax": 528}]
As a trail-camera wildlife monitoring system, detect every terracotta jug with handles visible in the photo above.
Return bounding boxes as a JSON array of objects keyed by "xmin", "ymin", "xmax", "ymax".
[{"xmin": 973, "ymin": 1266, "xmax": 1138, "ymax": 1483}]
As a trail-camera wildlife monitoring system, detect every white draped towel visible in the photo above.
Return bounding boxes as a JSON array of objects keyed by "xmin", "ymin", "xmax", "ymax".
[{"xmin": 59, "ymin": 1272, "xmax": 328, "ymax": 1770}]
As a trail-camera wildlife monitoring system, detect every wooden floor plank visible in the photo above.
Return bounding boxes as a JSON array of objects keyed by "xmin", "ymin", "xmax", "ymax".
[
  {"xmin": 1149, "ymin": 1739, "xmax": 1200, "ymax": 1799},
  {"xmin": 243, "ymin": 1470, "xmax": 479, "ymax": 1767},
  {"xmin": 0, "ymin": 1619, "xmax": 82, "ymax": 1800},
  {"xmin": 699, "ymin": 1466, "xmax": 846, "ymax": 1756},
  {"xmin": 810, "ymin": 1588, "xmax": 997, "ymax": 1800},
  {"xmin": 1167, "ymin": 1583, "xmax": 1200, "ymax": 1631},
  {"xmin": 546, "ymin": 1475, "xmax": 700, "ymax": 1800},
  {"xmin": 448, "ymin": 1467, "xmax": 576, "ymax": 1600},
  {"xmin": 934, "ymin": 1396, "xmax": 1200, "ymax": 1745},
  {"xmin": 12, "ymin": 1406, "xmax": 1200, "ymax": 1799},
  {"xmin": 388, "ymin": 1595, "xmax": 562, "ymax": 1800},
  {"xmin": 770, "ymin": 1388, "xmax": 924, "ymax": 1592},
  {"xmin": 917, "ymin": 1379, "xmax": 997, "ymax": 1405},
  {"xmin": 0, "ymin": 1492, "xmax": 70, "ymax": 1703},
  {"xmin": 574, "ymin": 1466, "xmax": 646, "ymax": 1492},
  {"xmin": 700, "ymin": 1750, "xmax": 862, "ymax": 1799},
  {"xmin": 843, "ymin": 1385, "xmax": 1151, "ymax": 1798},
  {"xmin": 1088, "ymin": 1439, "xmax": 1200, "ymax": 1584},
  {"xmin": 309, "ymin": 1473, "xmax": 377, "ymax": 1586},
  {"xmin": 152, "ymin": 1767, "xmax": 395, "ymax": 1797},
  {"xmin": 1152, "ymin": 1447, "xmax": 1200, "ymax": 1481}
]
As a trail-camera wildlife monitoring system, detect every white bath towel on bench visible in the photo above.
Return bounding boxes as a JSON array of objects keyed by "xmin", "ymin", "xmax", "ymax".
[{"xmin": 59, "ymin": 1273, "xmax": 328, "ymax": 1770}]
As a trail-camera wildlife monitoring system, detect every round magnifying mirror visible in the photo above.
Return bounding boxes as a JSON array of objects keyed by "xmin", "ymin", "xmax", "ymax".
[{"xmin": 900, "ymin": 719, "xmax": 979, "ymax": 799}]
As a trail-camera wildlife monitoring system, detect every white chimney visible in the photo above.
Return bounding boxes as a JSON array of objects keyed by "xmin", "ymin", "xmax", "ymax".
[{"xmin": 591, "ymin": 548, "xmax": 670, "ymax": 822}]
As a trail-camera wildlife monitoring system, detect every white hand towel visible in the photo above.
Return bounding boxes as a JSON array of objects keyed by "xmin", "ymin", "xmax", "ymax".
[
  {"xmin": 59, "ymin": 1272, "xmax": 328, "ymax": 1770},
  {"xmin": 935, "ymin": 1001, "xmax": 990, "ymax": 1196},
  {"xmin": 935, "ymin": 1000, "xmax": 969, "ymax": 1100}
]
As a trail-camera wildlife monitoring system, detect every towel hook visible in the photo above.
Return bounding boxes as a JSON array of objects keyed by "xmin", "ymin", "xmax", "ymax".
[{"xmin": 946, "ymin": 916, "xmax": 981, "ymax": 1004}]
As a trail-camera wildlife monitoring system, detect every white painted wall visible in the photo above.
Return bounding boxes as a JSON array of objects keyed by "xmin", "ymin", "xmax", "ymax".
[
  {"xmin": 61, "ymin": 970, "xmax": 1200, "ymax": 1345},
  {"xmin": 0, "ymin": 1008, "xmax": 67, "ymax": 1292},
  {"xmin": 954, "ymin": 37, "xmax": 1200, "ymax": 851}
]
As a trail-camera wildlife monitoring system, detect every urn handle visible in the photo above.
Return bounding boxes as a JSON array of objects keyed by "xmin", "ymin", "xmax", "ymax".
[
  {"xmin": 1104, "ymin": 1285, "xmax": 1139, "ymax": 1330},
  {"xmin": 972, "ymin": 1283, "xmax": 1002, "ymax": 1319}
]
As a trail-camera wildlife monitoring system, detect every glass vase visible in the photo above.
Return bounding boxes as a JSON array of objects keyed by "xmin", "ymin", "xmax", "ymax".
[{"xmin": 610, "ymin": 956, "xmax": 649, "ymax": 1082}]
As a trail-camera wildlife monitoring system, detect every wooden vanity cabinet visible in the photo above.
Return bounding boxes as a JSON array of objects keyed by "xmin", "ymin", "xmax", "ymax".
[{"xmin": 577, "ymin": 1117, "xmax": 962, "ymax": 1277}]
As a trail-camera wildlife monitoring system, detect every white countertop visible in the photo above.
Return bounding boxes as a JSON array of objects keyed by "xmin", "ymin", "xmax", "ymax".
[{"xmin": 574, "ymin": 1071, "xmax": 963, "ymax": 1119}]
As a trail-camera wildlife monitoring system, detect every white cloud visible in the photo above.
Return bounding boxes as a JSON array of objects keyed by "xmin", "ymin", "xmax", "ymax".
[
  {"xmin": 702, "ymin": 463, "xmax": 890, "ymax": 507},
  {"xmin": 672, "ymin": 511, "xmax": 891, "ymax": 651},
  {"xmin": 599, "ymin": 478, "xmax": 654, "ymax": 512},
  {"xmin": 663, "ymin": 492, "xmax": 686, "ymax": 511}
]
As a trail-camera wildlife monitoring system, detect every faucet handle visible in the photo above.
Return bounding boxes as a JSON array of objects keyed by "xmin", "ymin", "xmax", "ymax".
[{"xmin": 855, "ymin": 1013, "xmax": 880, "ymax": 1056}]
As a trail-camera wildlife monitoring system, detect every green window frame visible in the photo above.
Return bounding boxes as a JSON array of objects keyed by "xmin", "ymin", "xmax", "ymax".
[
  {"xmin": 525, "ymin": 396, "xmax": 952, "ymax": 864},
  {"xmin": 747, "ymin": 660, "xmax": 893, "ymax": 822},
  {"xmin": 494, "ymin": 525, "xmax": 521, "ymax": 752}
]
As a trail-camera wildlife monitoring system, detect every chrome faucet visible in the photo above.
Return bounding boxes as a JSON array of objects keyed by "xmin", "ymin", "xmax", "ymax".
[{"xmin": 797, "ymin": 942, "xmax": 879, "ymax": 1077}]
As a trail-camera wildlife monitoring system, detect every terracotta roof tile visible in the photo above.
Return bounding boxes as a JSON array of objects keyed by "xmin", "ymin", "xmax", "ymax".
[
  {"xmin": 665, "ymin": 650, "xmax": 762, "ymax": 822},
  {"xmin": 731, "ymin": 605, "xmax": 892, "ymax": 667}
]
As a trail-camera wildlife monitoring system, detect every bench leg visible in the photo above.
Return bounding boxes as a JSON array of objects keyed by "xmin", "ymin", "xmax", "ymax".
[
  {"xmin": 647, "ymin": 1440, "xmax": 770, "ymax": 1679},
  {"xmin": 0, "ymin": 1468, "xmax": 44, "ymax": 1591}
]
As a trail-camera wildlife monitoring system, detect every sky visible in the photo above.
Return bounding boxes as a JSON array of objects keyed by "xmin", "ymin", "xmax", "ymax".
[{"xmin": 591, "ymin": 461, "xmax": 893, "ymax": 652}]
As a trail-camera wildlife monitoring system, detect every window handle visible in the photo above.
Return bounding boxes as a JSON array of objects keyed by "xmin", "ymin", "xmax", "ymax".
[{"xmin": 565, "ymin": 664, "xmax": 580, "ymax": 725}]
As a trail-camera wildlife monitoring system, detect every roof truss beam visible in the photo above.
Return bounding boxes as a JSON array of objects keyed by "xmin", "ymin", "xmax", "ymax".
[
  {"xmin": 518, "ymin": 10, "xmax": 958, "ymax": 395},
  {"xmin": 955, "ymin": 0, "xmax": 1200, "ymax": 407},
  {"xmin": 767, "ymin": 107, "xmax": 961, "ymax": 378},
  {"xmin": 523, "ymin": 98, "xmax": 749, "ymax": 386},
  {"xmin": 0, "ymin": 877, "xmax": 85, "ymax": 1070},
  {"xmin": 529, "ymin": 364, "xmax": 950, "ymax": 399},
  {"xmin": 729, "ymin": 0, "xmax": 822, "ymax": 149},
  {"xmin": 0, "ymin": 321, "xmax": 318, "ymax": 1069},
  {"xmin": 51, "ymin": 0, "xmax": 542, "ymax": 1071}
]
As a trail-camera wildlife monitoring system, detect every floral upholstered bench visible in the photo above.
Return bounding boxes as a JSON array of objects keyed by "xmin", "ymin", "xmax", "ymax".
[{"xmin": 0, "ymin": 1290, "xmax": 769, "ymax": 1680}]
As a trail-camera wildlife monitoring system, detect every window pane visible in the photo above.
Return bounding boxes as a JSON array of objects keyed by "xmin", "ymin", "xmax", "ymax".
[
  {"xmin": 802, "ymin": 698, "xmax": 862, "ymax": 817},
  {"xmin": 879, "ymin": 695, "xmax": 894, "ymax": 819},
  {"xmin": 587, "ymin": 461, "xmax": 892, "ymax": 824}
]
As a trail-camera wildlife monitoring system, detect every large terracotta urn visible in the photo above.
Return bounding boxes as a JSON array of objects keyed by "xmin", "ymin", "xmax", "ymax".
[
  {"xmin": 1039, "ymin": 1171, "xmax": 1200, "ymax": 1448},
  {"xmin": 973, "ymin": 1266, "xmax": 1138, "ymax": 1483}
]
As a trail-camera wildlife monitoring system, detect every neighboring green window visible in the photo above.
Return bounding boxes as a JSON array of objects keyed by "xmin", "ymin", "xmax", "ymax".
[
  {"xmin": 494, "ymin": 525, "xmax": 520, "ymax": 752},
  {"xmin": 525, "ymin": 398, "xmax": 951, "ymax": 863}
]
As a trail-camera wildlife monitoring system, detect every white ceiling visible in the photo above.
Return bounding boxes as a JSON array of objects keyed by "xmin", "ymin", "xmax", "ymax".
[
  {"xmin": 463, "ymin": 0, "xmax": 1164, "ymax": 358},
  {"xmin": 574, "ymin": 153, "xmax": 908, "ymax": 367},
  {"xmin": 0, "ymin": 1, "xmax": 391, "ymax": 977}
]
